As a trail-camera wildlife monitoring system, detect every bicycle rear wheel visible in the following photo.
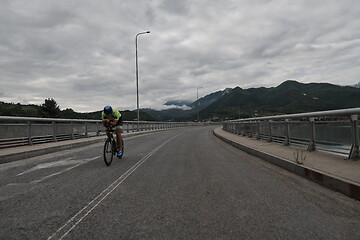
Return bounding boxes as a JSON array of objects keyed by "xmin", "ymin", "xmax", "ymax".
[{"xmin": 103, "ymin": 138, "xmax": 114, "ymax": 166}]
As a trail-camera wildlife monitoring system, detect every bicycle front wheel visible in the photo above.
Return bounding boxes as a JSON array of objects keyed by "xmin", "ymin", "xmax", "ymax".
[{"xmin": 103, "ymin": 138, "xmax": 114, "ymax": 166}]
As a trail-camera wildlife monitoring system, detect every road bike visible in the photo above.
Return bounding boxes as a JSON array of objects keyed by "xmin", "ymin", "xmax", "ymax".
[{"xmin": 102, "ymin": 125, "xmax": 124, "ymax": 166}]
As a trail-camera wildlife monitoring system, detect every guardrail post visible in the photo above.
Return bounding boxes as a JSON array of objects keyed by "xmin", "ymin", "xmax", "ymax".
[
  {"xmin": 71, "ymin": 122, "xmax": 75, "ymax": 140},
  {"xmin": 236, "ymin": 122, "xmax": 241, "ymax": 135},
  {"xmin": 349, "ymin": 114, "xmax": 359, "ymax": 159},
  {"xmin": 268, "ymin": 121, "xmax": 273, "ymax": 142},
  {"xmin": 256, "ymin": 121, "xmax": 261, "ymax": 140},
  {"xmin": 248, "ymin": 122, "xmax": 253, "ymax": 138},
  {"xmin": 85, "ymin": 122, "xmax": 89, "ymax": 138},
  {"xmin": 52, "ymin": 121, "xmax": 57, "ymax": 142},
  {"xmin": 307, "ymin": 117, "xmax": 316, "ymax": 151},
  {"xmin": 284, "ymin": 119, "xmax": 290, "ymax": 146},
  {"xmin": 242, "ymin": 123, "xmax": 246, "ymax": 136},
  {"xmin": 27, "ymin": 121, "xmax": 33, "ymax": 146},
  {"xmin": 96, "ymin": 122, "xmax": 100, "ymax": 136}
]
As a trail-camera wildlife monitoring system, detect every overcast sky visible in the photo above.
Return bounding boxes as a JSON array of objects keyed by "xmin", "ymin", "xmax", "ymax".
[{"xmin": 1, "ymin": 0, "xmax": 359, "ymax": 112}]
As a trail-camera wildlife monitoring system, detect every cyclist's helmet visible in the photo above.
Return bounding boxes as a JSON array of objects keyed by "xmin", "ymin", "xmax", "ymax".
[{"xmin": 103, "ymin": 105, "xmax": 112, "ymax": 115}]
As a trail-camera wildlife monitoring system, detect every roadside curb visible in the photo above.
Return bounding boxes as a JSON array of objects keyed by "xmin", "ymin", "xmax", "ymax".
[
  {"xmin": 0, "ymin": 129, "xmax": 165, "ymax": 164},
  {"xmin": 213, "ymin": 129, "xmax": 360, "ymax": 201}
]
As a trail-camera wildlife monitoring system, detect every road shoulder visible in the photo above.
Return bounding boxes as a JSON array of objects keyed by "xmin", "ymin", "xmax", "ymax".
[{"xmin": 213, "ymin": 127, "xmax": 360, "ymax": 201}]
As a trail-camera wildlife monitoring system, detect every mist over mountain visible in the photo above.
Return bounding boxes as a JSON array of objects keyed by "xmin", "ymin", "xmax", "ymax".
[
  {"xmin": 351, "ymin": 81, "xmax": 360, "ymax": 88},
  {"xmin": 164, "ymin": 100, "xmax": 192, "ymax": 107}
]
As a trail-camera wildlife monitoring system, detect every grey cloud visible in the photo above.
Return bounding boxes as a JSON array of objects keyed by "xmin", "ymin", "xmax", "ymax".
[
  {"xmin": 0, "ymin": 0, "xmax": 359, "ymax": 112},
  {"xmin": 160, "ymin": 0, "xmax": 189, "ymax": 15}
]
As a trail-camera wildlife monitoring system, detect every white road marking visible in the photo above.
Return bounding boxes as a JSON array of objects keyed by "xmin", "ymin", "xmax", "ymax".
[
  {"xmin": 48, "ymin": 134, "xmax": 181, "ymax": 240},
  {"xmin": 17, "ymin": 158, "xmax": 74, "ymax": 176},
  {"xmin": 30, "ymin": 156, "xmax": 100, "ymax": 184},
  {"xmin": 0, "ymin": 156, "xmax": 100, "ymax": 201}
]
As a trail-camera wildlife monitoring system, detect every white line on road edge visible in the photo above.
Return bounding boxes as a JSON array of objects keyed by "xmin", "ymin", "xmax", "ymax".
[{"xmin": 47, "ymin": 134, "xmax": 181, "ymax": 240}]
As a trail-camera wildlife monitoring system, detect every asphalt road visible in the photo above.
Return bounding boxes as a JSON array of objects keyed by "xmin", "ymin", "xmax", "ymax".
[{"xmin": 0, "ymin": 126, "xmax": 359, "ymax": 240}]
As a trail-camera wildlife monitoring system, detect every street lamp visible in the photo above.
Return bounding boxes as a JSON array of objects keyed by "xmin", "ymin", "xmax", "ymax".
[
  {"xmin": 135, "ymin": 31, "xmax": 150, "ymax": 124},
  {"xmin": 197, "ymin": 87, "xmax": 202, "ymax": 122}
]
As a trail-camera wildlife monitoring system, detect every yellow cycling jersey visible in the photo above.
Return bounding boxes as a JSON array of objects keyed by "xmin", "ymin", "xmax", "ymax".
[{"xmin": 101, "ymin": 109, "xmax": 122, "ymax": 121}]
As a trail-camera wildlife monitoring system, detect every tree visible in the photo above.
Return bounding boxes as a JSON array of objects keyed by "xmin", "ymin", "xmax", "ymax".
[{"xmin": 40, "ymin": 98, "xmax": 61, "ymax": 118}]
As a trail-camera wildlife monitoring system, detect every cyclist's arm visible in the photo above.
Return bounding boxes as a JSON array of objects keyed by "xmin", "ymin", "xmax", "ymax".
[{"xmin": 101, "ymin": 112, "xmax": 111, "ymax": 126}]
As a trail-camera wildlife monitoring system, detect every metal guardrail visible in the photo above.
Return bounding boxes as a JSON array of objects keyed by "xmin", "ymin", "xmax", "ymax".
[
  {"xmin": 0, "ymin": 116, "xmax": 199, "ymax": 149},
  {"xmin": 222, "ymin": 108, "xmax": 360, "ymax": 159}
]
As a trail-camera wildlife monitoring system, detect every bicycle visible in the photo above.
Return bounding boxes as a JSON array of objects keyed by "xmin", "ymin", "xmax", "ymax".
[{"xmin": 102, "ymin": 125, "xmax": 124, "ymax": 166}]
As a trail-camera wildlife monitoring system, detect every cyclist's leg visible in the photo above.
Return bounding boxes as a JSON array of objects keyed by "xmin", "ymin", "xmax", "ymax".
[
  {"xmin": 116, "ymin": 126, "xmax": 123, "ymax": 151},
  {"xmin": 115, "ymin": 115, "xmax": 124, "ymax": 151}
]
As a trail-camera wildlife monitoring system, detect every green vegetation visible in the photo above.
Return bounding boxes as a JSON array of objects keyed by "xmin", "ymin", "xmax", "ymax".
[
  {"xmin": 0, "ymin": 99, "xmax": 154, "ymax": 121},
  {"xmin": 40, "ymin": 98, "xmax": 61, "ymax": 118}
]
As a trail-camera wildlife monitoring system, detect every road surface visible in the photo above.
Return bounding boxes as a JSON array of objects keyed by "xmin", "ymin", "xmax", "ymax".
[{"xmin": 0, "ymin": 126, "xmax": 359, "ymax": 239}]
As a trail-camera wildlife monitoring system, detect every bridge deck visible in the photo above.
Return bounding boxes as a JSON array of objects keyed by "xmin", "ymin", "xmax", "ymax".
[{"xmin": 0, "ymin": 126, "xmax": 359, "ymax": 239}]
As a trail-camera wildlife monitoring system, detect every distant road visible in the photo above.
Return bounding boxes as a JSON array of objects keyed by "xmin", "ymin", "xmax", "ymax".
[{"xmin": 0, "ymin": 126, "xmax": 359, "ymax": 239}]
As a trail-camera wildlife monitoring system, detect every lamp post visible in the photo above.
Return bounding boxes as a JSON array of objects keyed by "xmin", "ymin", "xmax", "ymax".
[
  {"xmin": 135, "ymin": 31, "xmax": 150, "ymax": 125},
  {"xmin": 197, "ymin": 87, "xmax": 202, "ymax": 122}
]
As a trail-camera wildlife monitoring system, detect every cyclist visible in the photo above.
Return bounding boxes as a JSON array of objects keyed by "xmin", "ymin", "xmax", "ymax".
[{"xmin": 101, "ymin": 105, "xmax": 123, "ymax": 157}]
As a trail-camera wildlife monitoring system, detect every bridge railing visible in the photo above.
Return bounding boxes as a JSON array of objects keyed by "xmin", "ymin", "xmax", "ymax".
[
  {"xmin": 0, "ymin": 116, "xmax": 198, "ymax": 149},
  {"xmin": 222, "ymin": 108, "xmax": 360, "ymax": 159}
]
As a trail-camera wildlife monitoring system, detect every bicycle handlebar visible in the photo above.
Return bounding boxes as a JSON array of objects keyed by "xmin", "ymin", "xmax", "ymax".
[{"xmin": 97, "ymin": 123, "xmax": 116, "ymax": 133}]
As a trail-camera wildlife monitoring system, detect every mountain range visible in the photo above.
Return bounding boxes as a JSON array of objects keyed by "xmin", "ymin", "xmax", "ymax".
[
  {"xmin": 144, "ymin": 80, "xmax": 360, "ymax": 121},
  {"xmin": 1, "ymin": 80, "xmax": 359, "ymax": 121}
]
